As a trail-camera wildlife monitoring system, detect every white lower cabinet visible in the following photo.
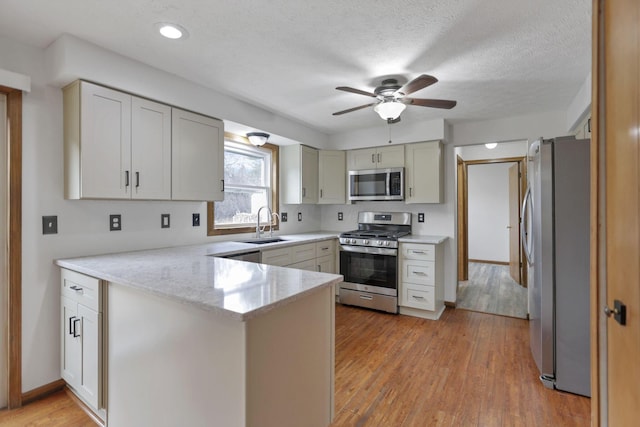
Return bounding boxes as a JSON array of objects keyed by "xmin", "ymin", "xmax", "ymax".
[
  {"xmin": 60, "ymin": 269, "xmax": 105, "ymax": 419},
  {"xmin": 261, "ymin": 239, "xmax": 337, "ymax": 273},
  {"xmin": 398, "ymin": 242, "xmax": 445, "ymax": 320}
]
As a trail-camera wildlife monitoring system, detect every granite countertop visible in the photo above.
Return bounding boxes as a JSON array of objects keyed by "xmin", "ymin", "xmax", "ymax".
[
  {"xmin": 399, "ymin": 234, "xmax": 449, "ymax": 244},
  {"xmin": 56, "ymin": 232, "xmax": 342, "ymax": 321}
]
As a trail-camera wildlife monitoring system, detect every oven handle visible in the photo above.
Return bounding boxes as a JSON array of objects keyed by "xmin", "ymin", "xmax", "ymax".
[{"xmin": 340, "ymin": 245, "xmax": 397, "ymax": 256}]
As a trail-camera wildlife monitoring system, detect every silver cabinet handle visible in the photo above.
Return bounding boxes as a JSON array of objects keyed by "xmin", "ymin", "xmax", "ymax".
[
  {"xmin": 359, "ymin": 294, "xmax": 373, "ymax": 301},
  {"xmin": 412, "ymin": 295, "xmax": 425, "ymax": 300},
  {"xmin": 320, "ymin": 189, "xmax": 323, "ymax": 198},
  {"xmin": 377, "ymin": 153, "xmax": 381, "ymax": 163},
  {"xmin": 371, "ymin": 154, "xmax": 375, "ymax": 163},
  {"xmin": 125, "ymin": 170, "xmax": 130, "ymax": 187},
  {"xmin": 302, "ymin": 187, "xmax": 306, "ymax": 197},
  {"xmin": 72, "ymin": 318, "xmax": 80, "ymax": 338},
  {"xmin": 69, "ymin": 285, "xmax": 83, "ymax": 293},
  {"xmin": 412, "ymin": 271, "xmax": 427, "ymax": 276},
  {"xmin": 411, "ymin": 250, "xmax": 427, "ymax": 255},
  {"xmin": 136, "ymin": 171, "xmax": 140, "ymax": 188},
  {"xmin": 221, "ymin": 179, "xmax": 225, "ymax": 192}
]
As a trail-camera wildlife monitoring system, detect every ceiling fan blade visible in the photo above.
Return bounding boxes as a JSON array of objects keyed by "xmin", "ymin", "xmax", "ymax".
[
  {"xmin": 332, "ymin": 102, "xmax": 378, "ymax": 116},
  {"xmin": 402, "ymin": 97, "xmax": 457, "ymax": 109},
  {"xmin": 336, "ymin": 86, "xmax": 378, "ymax": 98},
  {"xmin": 398, "ymin": 74, "xmax": 438, "ymax": 96}
]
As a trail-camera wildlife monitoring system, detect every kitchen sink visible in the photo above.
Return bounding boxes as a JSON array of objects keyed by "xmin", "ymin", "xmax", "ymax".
[{"xmin": 239, "ymin": 238, "xmax": 288, "ymax": 245}]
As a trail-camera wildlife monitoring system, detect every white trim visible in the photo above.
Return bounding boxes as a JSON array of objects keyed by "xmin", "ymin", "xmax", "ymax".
[{"xmin": 0, "ymin": 69, "xmax": 31, "ymax": 92}]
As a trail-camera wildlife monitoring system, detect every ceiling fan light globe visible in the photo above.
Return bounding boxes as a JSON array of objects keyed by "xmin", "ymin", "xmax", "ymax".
[{"xmin": 374, "ymin": 101, "xmax": 406, "ymax": 120}]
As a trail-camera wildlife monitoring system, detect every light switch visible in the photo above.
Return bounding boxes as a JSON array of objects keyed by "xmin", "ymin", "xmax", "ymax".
[
  {"xmin": 42, "ymin": 215, "xmax": 58, "ymax": 235},
  {"xmin": 161, "ymin": 214, "xmax": 170, "ymax": 229}
]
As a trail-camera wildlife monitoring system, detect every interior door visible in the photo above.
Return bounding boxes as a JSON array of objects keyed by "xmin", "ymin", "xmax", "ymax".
[
  {"xmin": 508, "ymin": 163, "xmax": 521, "ymax": 284},
  {"xmin": 601, "ymin": 0, "xmax": 640, "ymax": 424}
]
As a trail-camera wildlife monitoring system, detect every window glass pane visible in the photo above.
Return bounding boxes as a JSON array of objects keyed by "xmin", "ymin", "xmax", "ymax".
[
  {"xmin": 224, "ymin": 148, "xmax": 266, "ymax": 187},
  {"xmin": 214, "ymin": 187, "xmax": 268, "ymax": 226}
]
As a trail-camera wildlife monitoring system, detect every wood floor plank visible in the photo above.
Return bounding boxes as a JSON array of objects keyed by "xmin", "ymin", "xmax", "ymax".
[{"xmin": 0, "ymin": 304, "xmax": 589, "ymax": 426}]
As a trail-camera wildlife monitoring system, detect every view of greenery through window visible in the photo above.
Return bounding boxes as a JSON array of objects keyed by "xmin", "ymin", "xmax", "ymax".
[{"xmin": 214, "ymin": 142, "xmax": 271, "ymax": 227}]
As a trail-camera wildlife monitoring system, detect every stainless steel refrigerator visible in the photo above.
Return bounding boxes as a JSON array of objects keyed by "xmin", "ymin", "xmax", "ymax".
[{"xmin": 521, "ymin": 136, "xmax": 590, "ymax": 397}]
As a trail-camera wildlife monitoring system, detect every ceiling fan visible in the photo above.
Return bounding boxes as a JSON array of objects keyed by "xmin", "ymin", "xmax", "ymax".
[{"xmin": 332, "ymin": 74, "xmax": 456, "ymax": 123}]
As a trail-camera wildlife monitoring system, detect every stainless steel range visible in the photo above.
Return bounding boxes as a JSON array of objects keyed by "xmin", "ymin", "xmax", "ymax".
[{"xmin": 338, "ymin": 211, "xmax": 411, "ymax": 313}]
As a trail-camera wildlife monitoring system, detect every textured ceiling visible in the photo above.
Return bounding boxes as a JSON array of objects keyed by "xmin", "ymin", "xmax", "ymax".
[{"xmin": 0, "ymin": 0, "xmax": 591, "ymax": 135}]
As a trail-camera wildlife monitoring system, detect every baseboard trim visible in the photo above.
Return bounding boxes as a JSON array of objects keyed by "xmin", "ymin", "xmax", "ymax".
[
  {"xmin": 445, "ymin": 301, "xmax": 456, "ymax": 309},
  {"xmin": 468, "ymin": 259, "xmax": 509, "ymax": 266},
  {"xmin": 21, "ymin": 379, "xmax": 66, "ymax": 405},
  {"xmin": 65, "ymin": 387, "xmax": 105, "ymax": 427}
]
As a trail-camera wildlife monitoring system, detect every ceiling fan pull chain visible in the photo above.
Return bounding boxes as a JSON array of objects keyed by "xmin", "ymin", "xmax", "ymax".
[{"xmin": 387, "ymin": 120, "xmax": 392, "ymax": 144}]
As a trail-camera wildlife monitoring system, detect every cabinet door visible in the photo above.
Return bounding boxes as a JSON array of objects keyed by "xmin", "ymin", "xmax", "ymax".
[
  {"xmin": 80, "ymin": 82, "xmax": 132, "ymax": 198},
  {"xmin": 171, "ymin": 108, "xmax": 224, "ymax": 201},
  {"xmin": 317, "ymin": 254, "xmax": 335, "ymax": 274},
  {"xmin": 376, "ymin": 145, "xmax": 405, "ymax": 168},
  {"xmin": 78, "ymin": 304, "xmax": 101, "ymax": 410},
  {"xmin": 318, "ymin": 150, "xmax": 346, "ymax": 204},
  {"xmin": 347, "ymin": 148, "xmax": 377, "ymax": 170},
  {"xmin": 131, "ymin": 97, "xmax": 172, "ymax": 200},
  {"xmin": 61, "ymin": 296, "xmax": 80, "ymax": 387},
  {"xmin": 301, "ymin": 145, "xmax": 319, "ymax": 203},
  {"xmin": 405, "ymin": 141, "xmax": 443, "ymax": 203}
]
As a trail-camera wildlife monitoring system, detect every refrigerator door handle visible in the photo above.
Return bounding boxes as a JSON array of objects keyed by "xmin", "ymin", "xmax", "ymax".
[{"xmin": 521, "ymin": 184, "xmax": 534, "ymax": 265}]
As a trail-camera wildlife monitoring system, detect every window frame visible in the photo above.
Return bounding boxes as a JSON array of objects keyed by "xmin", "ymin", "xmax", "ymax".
[{"xmin": 207, "ymin": 133, "xmax": 279, "ymax": 236}]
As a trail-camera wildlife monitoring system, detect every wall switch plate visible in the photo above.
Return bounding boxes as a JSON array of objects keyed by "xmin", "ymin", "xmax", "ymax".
[
  {"xmin": 161, "ymin": 214, "xmax": 170, "ymax": 228},
  {"xmin": 418, "ymin": 213, "xmax": 425, "ymax": 223},
  {"xmin": 298, "ymin": 212, "xmax": 302, "ymax": 222},
  {"xmin": 42, "ymin": 215, "xmax": 58, "ymax": 235},
  {"xmin": 338, "ymin": 212, "xmax": 343, "ymax": 221},
  {"xmin": 110, "ymin": 214, "xmax": 122, "ymax": 231},
  {"xmin": 281, "ymin": 212, "xmax": 288, "ymax": 222},
  {"xmin": 192, "ymin": 213, "xmax": 200, "ymax": 227}
]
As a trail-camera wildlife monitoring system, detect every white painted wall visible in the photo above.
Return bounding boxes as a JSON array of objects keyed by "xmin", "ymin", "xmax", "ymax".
[{"xmin": 467, "ymin": 163, "xmax": 512, "ymax": 263}]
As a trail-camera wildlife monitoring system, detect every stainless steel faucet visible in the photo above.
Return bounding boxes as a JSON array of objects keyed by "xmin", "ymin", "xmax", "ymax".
[{"xmin": 256, "ymin": 206, "xmax": 273, "ymax": 239}]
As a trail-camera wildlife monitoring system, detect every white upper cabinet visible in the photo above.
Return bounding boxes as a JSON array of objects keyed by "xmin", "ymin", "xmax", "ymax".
[
  {"xmin": 171, "ymin": 108, "xmax": 224, "ymax": 201},
  {"xmin": 131, "ymin": 97, "xmax": 172, "ymax": 200},
  {"xmin": 405, "ymin": 141, "xmax": 443, "ymax": 204},
  {"xmin": 64, "ymin": 80, "xmax": 224, "ymax": 201},
  {"xmin": 282, "ymin": 144, "xmax": 319, "ymax": 204},
  {"xmin": 65, "ymin": 81, "xmax": 132, "ymax": 199},
  {"xmin": 347, "ymin": 145, "xmax": 404, "ymax": 170},
  {"xmin": 318, "ymin": 150, "xmax": 346, "ymax": 204}
]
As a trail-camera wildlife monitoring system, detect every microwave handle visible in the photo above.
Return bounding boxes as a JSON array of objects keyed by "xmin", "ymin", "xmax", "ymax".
[{"xmin": 386, "ymin": 172, "xmax": 391, "ymax": 197}]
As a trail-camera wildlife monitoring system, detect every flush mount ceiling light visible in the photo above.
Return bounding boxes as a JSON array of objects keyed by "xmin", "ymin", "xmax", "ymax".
[
  {"xmin": 246, "ymin": 132, "xmax": 270, "ymax": 146},
  {"xmin": 373, "ymin": 100, "xmax": 406, "ymax": 121},
  {"xmin": 155, "ymin": 22, "xmax": 189, "ymax": 40},
  {"xmin": 485, "ymin": 143, "xmax": 498, "ymax": 149}
]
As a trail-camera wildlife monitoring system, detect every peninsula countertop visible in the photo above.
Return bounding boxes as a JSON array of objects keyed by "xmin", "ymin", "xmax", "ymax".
[{"xmin": 56, "ymin": 232, "xmax": 343, "ymax": 321}]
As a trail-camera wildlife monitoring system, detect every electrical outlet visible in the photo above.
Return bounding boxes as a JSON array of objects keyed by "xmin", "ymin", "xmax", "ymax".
[
  {"xmin": 161, "ymin": 214, "xmax": 170, "ymax": 228},
  {"xmin": 298, "ymin": 212, "xmax": 302, "ymax": 222},
  {"xmin": 338, "ymin": 212, "xmax": 343, "ymax": 221},
  {"xmin": 110, "ymin": 214, "xmax": 122, "ymax": 231},
  {"xmin": 42, "ymin": 215, "xmax": 58, "ymax": 235},
  {"xmin": 281, "ymin": 212, "xmax": 288, "ymax": 222},
  {"xmin": 418, "ymin": 213, "xmax": 425, "ymax": 223},
  {"xmin": 192, "ymin": 213, "xmax": 200, "ymax": 227}
]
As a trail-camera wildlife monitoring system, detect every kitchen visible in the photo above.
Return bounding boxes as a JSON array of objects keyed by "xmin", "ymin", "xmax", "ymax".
[{"xmin": 0, "ymin": 0, "xmax": 623, "ymax": 425}]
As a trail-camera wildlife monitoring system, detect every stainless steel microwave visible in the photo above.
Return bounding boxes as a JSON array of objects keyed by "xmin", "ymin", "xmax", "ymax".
[{"xmin": 348, "ymin": 167, "xmax": 404, "ymax": 201}]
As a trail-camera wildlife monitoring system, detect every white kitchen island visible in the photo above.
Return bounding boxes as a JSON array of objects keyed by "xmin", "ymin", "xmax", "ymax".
[{"xmin": 56, "ymin": 242, "xmax": 342, "ymax": 427}]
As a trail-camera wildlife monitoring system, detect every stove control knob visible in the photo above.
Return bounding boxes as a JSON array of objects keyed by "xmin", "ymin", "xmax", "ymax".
[
  {"xmin": 363, "ymin": 239, "xmax": 370, "ymax": 245},
  {"xmin": 385, "ymin": 241, "xmax": 390, "ymax": 247},
  {"xmin": 349, "ymin": 239, "xmax": 356, "ymax": 244},
  {"xmin": 377, "ymin": 240, "xmax": 384, "ymax": 246}
]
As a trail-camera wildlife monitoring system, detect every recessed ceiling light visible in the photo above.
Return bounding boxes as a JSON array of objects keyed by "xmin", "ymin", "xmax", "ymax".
[{"xmin": 155, "ymin": 22, "xmax": 188, "ymax": 40}]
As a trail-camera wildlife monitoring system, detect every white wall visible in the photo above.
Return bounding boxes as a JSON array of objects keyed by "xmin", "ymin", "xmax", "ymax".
[
  {"xmin": 0, "ymin": 35, "xmax": 323, "ymax": 393},
  {"xmin": 467, "ymin": 163, "xmax": 512, "ymax": 263}
]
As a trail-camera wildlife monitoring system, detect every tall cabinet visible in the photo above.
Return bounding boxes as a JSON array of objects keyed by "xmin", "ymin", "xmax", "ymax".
[
  {"xmin": 281, "ymin": 144, "xmax": 319, "ymax": 204},
  {"xmin": 405, "ymin": 141, "xmax": 444, "ymax": 203},
  {"xmin": 318, "ymin": 150, "xmax": 346, "ymax": 204}
]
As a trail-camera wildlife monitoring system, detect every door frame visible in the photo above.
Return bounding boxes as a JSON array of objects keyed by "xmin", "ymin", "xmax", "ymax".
[
  {"xmin": 456, "ymin": 155, "xmax": 527, "ymax": 287},
  {"xmin": 1, "ymin": 85, "xmax": 23, "ymax": 409}
]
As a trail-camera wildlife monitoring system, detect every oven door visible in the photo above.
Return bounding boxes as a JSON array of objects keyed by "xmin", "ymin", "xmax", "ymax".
[{"xmin": 339, "ymin": 246, "xmax": 397, "ymax": 296}]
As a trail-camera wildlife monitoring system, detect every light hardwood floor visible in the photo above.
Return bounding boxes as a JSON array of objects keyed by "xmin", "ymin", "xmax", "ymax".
[
  {"xmin": 0, "ymin": 304, "xmax": 589, "ymax": 426},
  {"xmin": 457, "ymin": 262, "xmax": 528, "ymax": 319}
]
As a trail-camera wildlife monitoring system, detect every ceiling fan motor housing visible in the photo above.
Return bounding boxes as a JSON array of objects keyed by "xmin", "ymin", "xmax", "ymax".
[{"xmin": 374, "ymin": 79, "xmax": 402, "ymax": 98}]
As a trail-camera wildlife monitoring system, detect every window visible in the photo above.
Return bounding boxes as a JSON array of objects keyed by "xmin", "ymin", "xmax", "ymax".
[{"xmin": 208, "ymin": 135, "xmax": 279, "ymax": 236}]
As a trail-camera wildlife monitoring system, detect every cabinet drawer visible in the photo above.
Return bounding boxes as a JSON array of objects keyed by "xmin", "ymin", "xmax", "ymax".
[
  {"xmin": 288, "ymin": 258, "xmax": 317, "ymax": 271},
  {"xmin": 61, "ymin": 269, "xmax": 101, "ymax": 311},
  {"xmin": 292, "ymin": 243, "xmax": 316, "ymax": 263},
  {"xmin": 401, "ymin": 260, "xmax": 435, "ymax": 285},
  {"xmin": 261, "ymin": 247, "xmax": 292, "ymax": 266},
  {"xmin": 401, "ymin": 243, "xmax": 435, "ymax": 261},
  {"xmin": 315, "ymin": 240, "xmax": 335, "ymax": 257},
  {"xmin": 403, "ymin": 285, "xmax": 435, "ymax": 311}
]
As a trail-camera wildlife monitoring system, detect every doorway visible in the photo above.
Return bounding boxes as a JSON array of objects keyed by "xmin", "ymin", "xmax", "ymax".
[{"xmin": 455, "ymin": 142, "xmax": 528, "ymax": 318}]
